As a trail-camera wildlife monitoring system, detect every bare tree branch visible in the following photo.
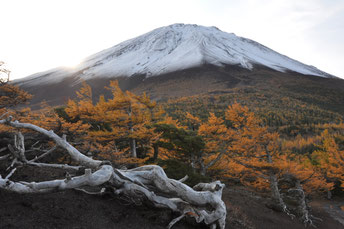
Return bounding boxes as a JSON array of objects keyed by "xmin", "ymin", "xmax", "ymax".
[
  {"xmin": 0, "ymin": 154, "xmax": 10, "ymax": 161},
  {"xmin": 0, "ymin": 117, "xmax": 102, "ymax": 168},
  {"xmin": 5, "ymin": 168, "xmax": 17, "ymax": 179},
  {"xmin": 27, "ymin": 161, "xmax": 82, "ymax": 171},
  {"xmin": 0, "ymin": 165, "xmax": 113, "ymax": 193},
  {"xmin": 29, "ymin": 145, "xmax": 58, "ymax": 162}
]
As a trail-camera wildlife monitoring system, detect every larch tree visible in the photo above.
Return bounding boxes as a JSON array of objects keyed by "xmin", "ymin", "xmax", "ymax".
[
  {"xmin": 312, "ymin": 129, "xmax": 344, "ymax": 198},
  {"xmin": 222, "ymin": 104, "xmax": 330, "ymax": 225},
  {"xmin": 196, "ymin": 112, "xmax": 232, "ymax": 176},
  {"xmin": 221, "ymin": 103, "xmax": 290, "ymax": 213},
  {"xmin": 65, "ymin": 81, "xmax": 161, "ymax": 163},
  {"xmin": 0, "ymin": 61, "xmax": 32, "ymax": 112}
]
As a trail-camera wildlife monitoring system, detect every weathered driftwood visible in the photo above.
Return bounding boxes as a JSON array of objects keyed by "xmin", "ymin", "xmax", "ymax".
[{"xmin": 0, "ymin": 117, "xmax": 226, "ymax": 228}]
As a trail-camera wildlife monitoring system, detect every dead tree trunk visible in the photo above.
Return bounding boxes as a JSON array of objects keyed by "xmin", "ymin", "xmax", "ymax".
[
  {"xmin": 269, "ymin": 174, "xmax": 288, "ymax": 212},
  {"xmin": 284, "ymin": 176, "xmax": 322, "ymax": 227},
  {"xmin": 127, "ymin": 105, "xmax": 137, "ymax": 158},
  {"xmin": 0, "ymin": 116, "xmax": 227, "ymax": 228},
  {"xmin": 129, "ymin": 136, "xmax": 137, "ymax": 158},
  {"xmin": 153, "ymin": 143, "xmax": 159, "ymax": 161},
  {"xmin": 278, "ymin": 173, "xmax": 322, "ymax": 227}
]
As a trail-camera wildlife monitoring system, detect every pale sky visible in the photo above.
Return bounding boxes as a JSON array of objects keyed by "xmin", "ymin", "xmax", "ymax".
[{"xmin": 1, "ymin": 0, "xmax": 344, "ymax": 79}]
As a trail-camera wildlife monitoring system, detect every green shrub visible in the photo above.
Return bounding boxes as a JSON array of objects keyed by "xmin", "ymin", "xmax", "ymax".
[{"xmin": 157, "ymin": 159, "xmax": 211, "ymax": 187}]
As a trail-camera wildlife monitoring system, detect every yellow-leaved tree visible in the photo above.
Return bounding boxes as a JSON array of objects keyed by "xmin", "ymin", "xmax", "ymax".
[
  {"xmin": 312, "ymin": 129, "xmax": 344, "ymax": 197},
  {"xmin": 65, "ymin": 81, "xmax": 164, "ymax": 165}
]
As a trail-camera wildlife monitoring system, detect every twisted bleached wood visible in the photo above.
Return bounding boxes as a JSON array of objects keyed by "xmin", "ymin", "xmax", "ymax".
[
  {"xmin": 0, "ymin": 153, "xmax": 10, "ymax": 161},
  {"xmin": 26, "ymin": 161, "xmax": 82, "ymax": 171},
  {"xmin": 117, "ymin": 166, "xmax": 226, "ymax": 228},
  {"xmin": 0, "ymin": 117, "xmax": 227, "ymax": 228},
  {"xmin": 0, "ymin": 165, "xmax": 113, "ymax": 193},
  {"xmin": 0, "ymin": 117, "xmax": 102, "ymax": 168}
]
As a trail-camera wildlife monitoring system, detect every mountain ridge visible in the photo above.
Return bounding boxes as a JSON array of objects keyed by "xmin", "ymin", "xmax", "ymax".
[{"xmin": 15, "ymin": 23, "xmax": 335, "ymax": 87}]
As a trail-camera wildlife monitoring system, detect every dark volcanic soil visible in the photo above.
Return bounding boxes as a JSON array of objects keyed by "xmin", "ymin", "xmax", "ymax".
[
  {"xmin": 1, "ymin": 165, "xmax": 343, "ymax": 229},
  {"xmin": 0, "ymin": 189, "xmax": 201, "ymax": 229},
  {"xmin": 222, "ymin": 187, "xmax": 344, "ymax": 229}
]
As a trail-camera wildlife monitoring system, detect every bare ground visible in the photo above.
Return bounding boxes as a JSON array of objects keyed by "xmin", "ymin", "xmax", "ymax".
[{"xmin": 1, "ymin": 165, "xmax": 343, "ymax": 229}]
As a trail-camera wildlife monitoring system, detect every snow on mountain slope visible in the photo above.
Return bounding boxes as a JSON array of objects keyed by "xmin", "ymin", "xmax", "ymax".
[{"xmin": 16, "ymin": 23, "xmax": 334, "ymax": 86}]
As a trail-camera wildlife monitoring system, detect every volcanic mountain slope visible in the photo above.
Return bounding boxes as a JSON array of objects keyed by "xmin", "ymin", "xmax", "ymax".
[
  {"xmin": 14, "ymin": 23, "xmax": 343, "ymax": 109},
  {"xmin": 17, "ymin": 23, "xmax": 334, "ymax": 84}
]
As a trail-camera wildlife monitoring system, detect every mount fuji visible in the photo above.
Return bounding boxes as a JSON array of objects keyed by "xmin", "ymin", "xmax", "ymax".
[{"xmin": 14, "ymin": 23, "xmax": 341, "ymax": 108}]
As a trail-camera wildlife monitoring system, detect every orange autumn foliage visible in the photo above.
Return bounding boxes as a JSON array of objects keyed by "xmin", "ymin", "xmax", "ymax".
[
  {"xmin": 0, "ymin": 62, "xmax": 32, "ymax": 117},
  {"xmin": 64, "ymin": 81, "xmax": 166, "ymax": 165},
  {"xmin": 312, "ymin": 130, "xmax": 344, "ymax": 188},
  {"xmin": 185, "ymin": 102, "xmax": 332, "ymax": 194}
]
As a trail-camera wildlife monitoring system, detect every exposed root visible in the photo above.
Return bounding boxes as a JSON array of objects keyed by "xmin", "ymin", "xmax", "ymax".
[
  {"xmin": 0, "ymin": 154, "xmax": 10, "ymax": 161},
  {"xmin": 168, "ymin": 214, "xmax": 186, "ymax": 229},
  {"xmin": 74, "ymin": 187, "xmax": 106, "ymax": 195}
]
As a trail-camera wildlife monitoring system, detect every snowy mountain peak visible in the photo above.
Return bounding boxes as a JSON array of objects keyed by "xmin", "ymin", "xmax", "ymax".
[{"xmin": 17, "ymin": 23, "xmax": 334, "ymax": 86}]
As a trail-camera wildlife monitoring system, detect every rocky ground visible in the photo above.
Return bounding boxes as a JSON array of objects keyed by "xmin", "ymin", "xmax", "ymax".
[
  {"xmin": 222, "ymin": 187, "xmax": 344, "ymax": 229},
  {"xmin": 1, "ymin": 164, "xmax": 344, "ymax": 229}
]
